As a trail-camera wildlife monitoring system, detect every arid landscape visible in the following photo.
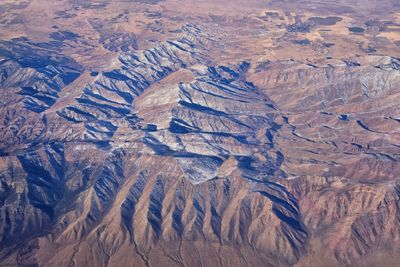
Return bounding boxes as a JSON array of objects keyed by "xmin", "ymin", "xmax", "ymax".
[{"xmin": 0, "ymin": 0, "xmax": 399, "ymax": 266}]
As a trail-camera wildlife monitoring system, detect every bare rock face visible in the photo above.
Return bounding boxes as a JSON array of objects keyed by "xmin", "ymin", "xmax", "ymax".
[
  {"xmin": 0, "ymin": 39, "xmax": 82, "ymax": 113},
  {"xmin": 0, "ymin": 0, "xmax": 399, "ymax": 266}
]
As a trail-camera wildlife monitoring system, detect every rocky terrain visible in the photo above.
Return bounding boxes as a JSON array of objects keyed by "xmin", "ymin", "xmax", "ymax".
[{"xmin": 0, "ymin": 0, "xmax": 399, "ymax": 266}]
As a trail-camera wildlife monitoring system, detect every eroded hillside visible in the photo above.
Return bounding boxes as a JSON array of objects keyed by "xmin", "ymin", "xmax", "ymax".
[{"xmin": 0, "ymin": 0, "xmax": 399, "ymax": 266}]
